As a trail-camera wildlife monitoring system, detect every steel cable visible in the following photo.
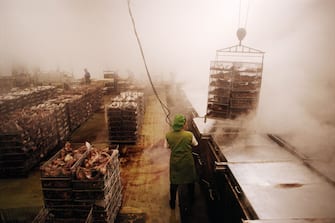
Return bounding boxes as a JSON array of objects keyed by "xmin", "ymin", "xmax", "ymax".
[{"xmin": 127, "ymin": 0, "xmax": 171, "ymax": 126}]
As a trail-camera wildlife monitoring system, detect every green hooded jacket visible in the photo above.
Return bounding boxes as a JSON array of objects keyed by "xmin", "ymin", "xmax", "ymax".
[{"xmin": 166, "ymin": 115, "xmax": 197, "ymax": 184}]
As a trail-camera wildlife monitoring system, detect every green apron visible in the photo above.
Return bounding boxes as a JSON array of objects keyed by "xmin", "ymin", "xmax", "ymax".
[{"xmin": 166, "ymin": 130, "xmax": 196, "ymax": 184}]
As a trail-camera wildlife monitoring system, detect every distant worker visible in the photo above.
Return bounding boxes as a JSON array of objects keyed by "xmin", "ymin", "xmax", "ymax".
[
  {"xmin": 166, "ymin": 114, "xmax": 198, "ymax": 210},
  {"xmin": 84, "ymin": 68, "xmax": 91, "ymax": 84}
]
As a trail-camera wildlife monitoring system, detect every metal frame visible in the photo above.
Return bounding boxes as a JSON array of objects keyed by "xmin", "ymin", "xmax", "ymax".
[
  {"xmin": 216, "ymin": 44, "xmax": 264, "ymax": 62},
  {"xmin": 206, "ymin": 44, "xmax": 265, "ymax": 120}
]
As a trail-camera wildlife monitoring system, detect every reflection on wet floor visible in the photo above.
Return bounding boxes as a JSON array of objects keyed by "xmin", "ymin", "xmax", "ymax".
[{"xmin": 116, "ymin": 93, "xmax": 181, "ymax": 223}]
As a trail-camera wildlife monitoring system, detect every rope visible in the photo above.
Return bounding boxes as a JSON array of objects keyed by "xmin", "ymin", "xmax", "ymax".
[{"xmin": 127, "ymin": 0, "xmax": 171, "ymax": 126}]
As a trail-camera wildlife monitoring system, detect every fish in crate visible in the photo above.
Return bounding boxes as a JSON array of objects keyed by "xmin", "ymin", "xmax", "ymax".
[{"xmin": 73, "ymin": 146, "xmax": 120, "ymax": 200}]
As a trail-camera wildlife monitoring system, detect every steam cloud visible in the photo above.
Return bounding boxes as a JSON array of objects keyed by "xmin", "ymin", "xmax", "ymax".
[{"xmin": 0, "ymin": 0, "xmax": 334, "ymax": 177}]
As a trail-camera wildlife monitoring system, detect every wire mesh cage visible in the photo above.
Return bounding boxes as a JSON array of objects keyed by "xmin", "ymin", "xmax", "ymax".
[{"xmin": 206, "ymin": 43, "xmax": 264, "ymax": 120}]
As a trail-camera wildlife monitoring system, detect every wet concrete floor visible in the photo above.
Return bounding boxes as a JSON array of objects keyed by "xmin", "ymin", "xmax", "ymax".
[{"xmin": 117, "ymin": 93, "xmax": 179, "ymax": 223}]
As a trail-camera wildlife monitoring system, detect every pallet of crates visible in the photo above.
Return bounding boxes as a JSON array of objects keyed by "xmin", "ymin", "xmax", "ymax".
[
  {"xmin": 106, "ymin": 105, "xmax": 123, "ymax": 145},
  {"xmin": 0, "ymin": 100, "xmax": 6, "ymax": 115},
  {"xmin": 24, "ymin": 106, "xmax": 59, "ymax": 159},
  {"xmin": 0, "ymin": 95, "xmax": 17, "ymax": 115},
  {"xmin": 65, "ymin": 94, "xmax": 86, "ymax": 132},
  {"xmin": 40, "ymin": 142, "xmax": 89, "ymax": 219},
  {"xmin": 72, "ymin": 146, "xmax": 122, "ymax": 223},
  {"xmin": 54, "ymin": 103, "xmax": 70, "ymax": 142},
  {"xmin": 106, "ymin": 103, "xmax": 136, "ymax": 145},
  {"xmin": 57, "ymin": 95, "xmax": 77, "ymax": 133},
  {"xmin": 0, "ymin": 136, "xmax": 24, "ymax": 176},
  {"xmin": 32, "ymin": 207, "xmax": 93, "ymax": 223},
  {"xmin": 0, "ymin": 120, "xmax": 37, "ymax": 177},
  {"xmin": 43, "ymin": 99, "xmax": 70, "ymax": 143},
  {"xmin": 121, "ymin": 104, "xmax": 138, "ymax": 144},
  {"xmin": 133, "ymin": 91, "xmax": 144, "ymax": 131},
  {"xmin": 86, "ymin": 86, "xmax": 103, "ymax": 113},
  {"xmin": 11, "ymin": 109, "xmax": 57, "ymax": 172}
]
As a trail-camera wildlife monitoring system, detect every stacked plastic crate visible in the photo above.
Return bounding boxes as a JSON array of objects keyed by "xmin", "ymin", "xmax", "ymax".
[
  {"xmin": 106, "ymin": 91, "xmax": 144, "ymax": 145},
  {"xmin": 62, "ymin": 94, "xmax": 87, "ymax": 132},
  {"xmin": 43, "ymin": 99, "xmax": 71, "ymax": 142},
  {"xmin": 85, "ymin": 85, "xmax": 103, "ymax": 113},
  {"xmin": 0, "ymin": 106, "xmax": 59, "ymax": 177},
  {"xmin": 72, "ymin": 146, "xmax": 122, "ymax": 223},
  {"xmin": 40, "ymin": 143, "xmax": 89, "ymax": 222},
  {"xmin": 120, "ymin": 91, "xmax": 144, "ymax": 128},
  {"xmin": 0, "ymin": 120, "xmax": 35, "ymax": 176},
  {"xmin": 60, "ymin": 85, "xmax": 103, "ymax": 132}
]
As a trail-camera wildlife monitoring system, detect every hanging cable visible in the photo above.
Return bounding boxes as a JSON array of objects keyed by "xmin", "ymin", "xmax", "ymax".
[
  {"xmin": 237, "ymin": 0, "xmax": 251, "ymax": 45},
  {"xmin": 127, "ymin": 0, "xmax": 171, "ymax": 126},
  {"xmin": 238, "ymin": 0, "xmax": 251, "ymax": 28},
  {"xmin": 244, "ymin": 0, "xmax": 251, "ymax": 29},
  {"xmin": 238, "ymin": 0, "xmax": 242, "ymax": 28}
]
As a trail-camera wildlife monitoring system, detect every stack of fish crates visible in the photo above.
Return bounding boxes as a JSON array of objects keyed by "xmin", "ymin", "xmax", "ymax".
[
  {"xmin": 84, "ymin": 85, "xmax": 103, "ymax": 113},
  {"xmin": 40, "ymin": 143, "xmax": 89, "ymax": 220},
  {"xmin": 0, "ymin": 120, "xmax": 35, "ymax": 177},
  {"xmin": 32, "ymin": 207, "xmax": 93, "ymax": 223},
  {"xmin": 120, "ymin": 91, "xmax": 145, "ymax": 128},
  {"xmin": 0, "ymin": 86, "xmax": 56, "ymax": 116},
  {"xmin": 60, "ymin": 85, "xmax": 103, "ymax": 132},
  {"xmin": 62, "ymin": 94, "xmax": 89, "ymax": 132},
  {"xmin": 106, "ymin": 91, "xmax": 144, "ymax": 145},
  {"xmin": 28, "ymin": 105, "xmax": 62, "ymax": 155},
  {"xmin": 72, "ymin": 146, "xmax": 122, "ymax": 223},
  {"xmin": 44, "ymin": 99, "xmax": 70, "ymax": 142},
  {"xmin": 0, "ymin": 106, "xmax": 59, "ymax": 177}
]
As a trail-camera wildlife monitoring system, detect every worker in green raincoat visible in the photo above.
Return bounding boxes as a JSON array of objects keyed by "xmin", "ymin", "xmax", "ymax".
[{"xmin": 166, "ymin": 114, "xmax": 198, "ymax": 209}]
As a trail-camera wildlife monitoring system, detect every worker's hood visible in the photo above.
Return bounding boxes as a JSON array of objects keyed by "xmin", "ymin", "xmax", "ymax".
[{"xmin": 172, "ymin": 114, "xmax": 186, "ymax": 131}]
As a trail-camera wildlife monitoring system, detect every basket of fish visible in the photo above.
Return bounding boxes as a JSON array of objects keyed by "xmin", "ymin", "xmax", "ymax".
[
  {"xmin": 72, "ymin": 146, "xmax": 119, "ymax": 192},
  {"xmin": 40, "ymin": 142, "xmax": 91, "ymax": 210}
]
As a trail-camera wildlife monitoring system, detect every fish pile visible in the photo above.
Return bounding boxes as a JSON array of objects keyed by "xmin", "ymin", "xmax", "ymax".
[
  {"xmin": 41, "ymin": 142, "xmax": 87, "ymax": 177},
  {"xmin": 76, "ymin": 147, "xmax": 113, "ymax": 180}
]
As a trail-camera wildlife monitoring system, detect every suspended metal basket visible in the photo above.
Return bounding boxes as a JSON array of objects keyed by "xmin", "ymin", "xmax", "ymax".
[{"xmin": 206, "ymin": 29, "xmax": 265, "ymax": 120}]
